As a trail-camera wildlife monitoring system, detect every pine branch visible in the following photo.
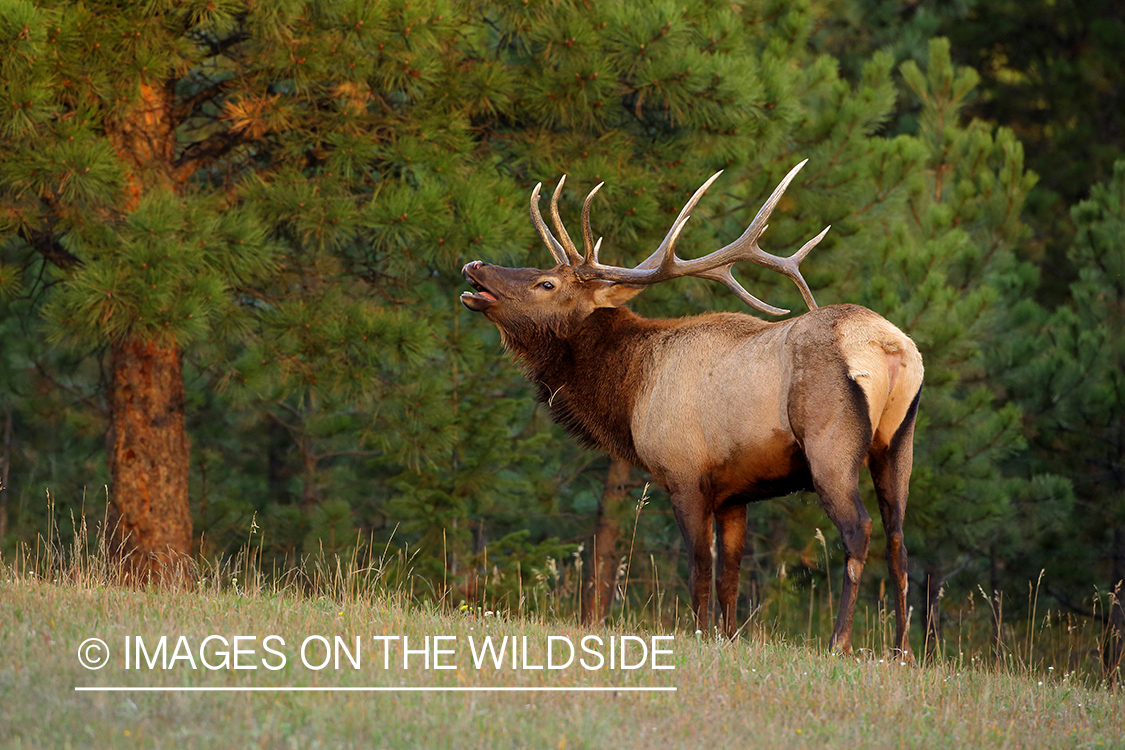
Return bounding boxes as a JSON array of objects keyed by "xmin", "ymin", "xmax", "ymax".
[
  {"xmin": 172, "ymin": 79, "xmax": 235, "ymax": 124},
  {"xmin": 266, "ymin": 408, "xmax": 300, "ymax": 438},
  {"xmin": 173, "ymin": 130, "xmax": 247, "ymax": 183},
  {"xmin": 32, "ymin": 358, "xmax": 108, "ymax": 416},
  {"xmin": 18, "ymin": 225, "xmax": 83, "ymax": 269},
  {"xmin": 939, "ymin": 556, "xmax": 976, "ymax": 587},
  {"xmin": 200, "ymin": 29, "xmax": 249, "ymax": 58}
]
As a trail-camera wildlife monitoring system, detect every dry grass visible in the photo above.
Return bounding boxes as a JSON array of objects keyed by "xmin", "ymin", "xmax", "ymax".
[
  {"xmin": 1, "ymin": 544, "xmax": 1123, "ymax": 750},
  {"xmin": 1, "ymin": 507, "xmax": 1122, "ymax": 748}
]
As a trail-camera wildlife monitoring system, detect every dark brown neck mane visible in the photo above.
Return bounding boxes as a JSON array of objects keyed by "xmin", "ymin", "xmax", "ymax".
[{"xmin": 502, "ymin": 307, "xmax": 660, "ymax": 467}]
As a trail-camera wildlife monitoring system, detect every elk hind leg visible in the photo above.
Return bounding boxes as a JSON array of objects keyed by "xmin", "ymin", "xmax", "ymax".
[
  {"xmin": 715, "ymin": 503, "xmax": 748, "ymax": 638},
  {"xmin": 806, "ymin": 440, "xmax": 872, "ymax": 654},
  {"xmin": 870, "ymin": 389, "xmax": 921, "ymax": 662}
]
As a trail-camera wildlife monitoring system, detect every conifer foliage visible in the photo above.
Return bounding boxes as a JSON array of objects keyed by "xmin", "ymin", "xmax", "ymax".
[
  {"xmin": 1007, "ymin": 162, "xmax": 1125, "ymax": 680},
  {"xmin": 0, "ymin": 0, "xmax": 452, "ymax": 579},
  {"xmin": 0, "ymin": 0, "xmax": 1092, "ymax": 659}
]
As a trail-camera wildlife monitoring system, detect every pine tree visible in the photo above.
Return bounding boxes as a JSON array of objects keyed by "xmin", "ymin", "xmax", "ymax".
[
  {"xmin": 1006, "ymin": 161, "xmax": 1125, "ymax": 681},
  {"xmin": 0, "ymin": 0, "xmax": 469, "ymax": 579},
  {"xmin": 0, "ymin": 1, "xmax": 1062, "ymax": 655},
  {"xmin": 848, "ymin": 40, "xmax": 1047, "ymax": 651},
  {"xmin": 815, "ymin": 0, "xmax": 1125, "ymax": 303}
]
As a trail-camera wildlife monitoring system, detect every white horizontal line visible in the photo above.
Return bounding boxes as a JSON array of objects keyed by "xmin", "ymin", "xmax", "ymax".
[{"xmin": 75, "ymin": 686, "xmax": 676, "ymax": 693}]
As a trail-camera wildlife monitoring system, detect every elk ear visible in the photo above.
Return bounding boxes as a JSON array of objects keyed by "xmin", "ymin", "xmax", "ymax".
[{"xmin": 590, "ymin": 281, "xmax": 645, "ymax": 309}]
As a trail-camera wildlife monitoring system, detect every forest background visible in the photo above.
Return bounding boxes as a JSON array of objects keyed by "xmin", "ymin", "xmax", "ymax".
[{"xmin": 0, "ymin": 0, "xmax": 1122, "ymax": 672}]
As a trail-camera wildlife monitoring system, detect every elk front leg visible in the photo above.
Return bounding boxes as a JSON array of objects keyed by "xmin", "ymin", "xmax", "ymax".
[
  {"xmin": 671, "ymin": 491, "xmax": 713, "ymax": 633},
  {"xmin": 715, "ymin": 503, "xmax": 748, "ymax": 638}
]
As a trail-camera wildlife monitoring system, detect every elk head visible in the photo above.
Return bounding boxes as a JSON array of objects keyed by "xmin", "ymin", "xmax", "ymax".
[{"xmin": 461, "ymin": 161, "xmax": 830, "ymax": 338}]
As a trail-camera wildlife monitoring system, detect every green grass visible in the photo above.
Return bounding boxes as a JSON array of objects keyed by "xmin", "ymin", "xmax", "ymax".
[{"xmin": 2, "ymin": 566, "xmax": 1123, "ymax": 750}]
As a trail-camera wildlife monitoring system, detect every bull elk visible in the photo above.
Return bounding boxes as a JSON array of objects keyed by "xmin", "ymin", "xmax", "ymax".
[{"xmin": 460, "ymin": 161, "xmax": 923, "ymax": 657}]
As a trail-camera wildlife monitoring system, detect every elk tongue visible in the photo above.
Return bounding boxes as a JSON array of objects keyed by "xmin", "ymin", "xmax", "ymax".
[{"xmin": 460, "ymin": 289, "xmax": 496, "ymax": 311}]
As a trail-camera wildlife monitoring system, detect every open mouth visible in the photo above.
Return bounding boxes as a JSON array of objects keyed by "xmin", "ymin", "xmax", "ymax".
[
  {"xmin": 460, "ymin": 264, "xmax": 498, "ymax": 311},
  {"xmin": 463, "ymin": 277, "xmax": 497, "ymax": 301}
]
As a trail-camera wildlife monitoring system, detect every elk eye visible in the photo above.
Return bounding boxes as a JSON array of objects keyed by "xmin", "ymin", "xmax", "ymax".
[{"xmin": 539, "ymin": 281, "xmax": 555, "ymax": 290}]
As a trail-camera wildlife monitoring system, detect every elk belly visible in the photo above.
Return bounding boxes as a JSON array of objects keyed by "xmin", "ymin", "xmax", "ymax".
[{"xmin": 702, "ymin": 436, "xmax": 813, "ymax": 505}]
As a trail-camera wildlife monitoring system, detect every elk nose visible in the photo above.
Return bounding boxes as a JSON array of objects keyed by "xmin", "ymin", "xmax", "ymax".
[{"xmin": 462, "ymin": 260, "xmax": 484, "ymax": 274}]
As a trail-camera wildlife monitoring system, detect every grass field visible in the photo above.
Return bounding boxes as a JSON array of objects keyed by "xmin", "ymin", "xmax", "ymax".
[{"xmin": 2, "ymin": 561, "xmax": 1123, "ymax": 750}]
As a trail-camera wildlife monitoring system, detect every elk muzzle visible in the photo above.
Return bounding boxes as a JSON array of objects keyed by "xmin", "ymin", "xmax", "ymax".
[{"xmin": 461, "ymin": 261, "xmax": 498, "ymax": 312}]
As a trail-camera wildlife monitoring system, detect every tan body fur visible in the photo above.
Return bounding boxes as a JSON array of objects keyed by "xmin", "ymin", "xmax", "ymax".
[{"xmin": 633, "ymin": 305, "xmax": 923, "ymax": 506}]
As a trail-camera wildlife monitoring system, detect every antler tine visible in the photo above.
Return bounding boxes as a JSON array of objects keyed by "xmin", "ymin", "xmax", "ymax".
[
  {"xmin": 554, "ymin": 161, "xmax": 825, "ymax": 315},
  {"xmin": 550, "ymin": 176, "xmax": 583, "ymax": 265},
  {"xmin": 781, "ymin": 225, "xmax": 829, "ymax": 311},
  {"xmin": 669, "ymin": 160, "xmax": 824, "ymax": 312},
  {"xmin": 635, "ymin": 170, "xmax": 725, "ymax": 272},
  {"xmin": 530, "ymin": 182, "xmax": 570, "ymax": 266},
  {"xmin": 580, "ymin": 182, "xmax": 605, "ymax": 264},
  {"xmin": 695, "ymin": 265, "xmax": 791, "ymax": 316},
  {"xmin": 590, "ymin": 236, "xmax": 603, "ymax": 264},
  {"xmin": 742, "ymin": 159, "xmax": 809, "ymax": 245}
]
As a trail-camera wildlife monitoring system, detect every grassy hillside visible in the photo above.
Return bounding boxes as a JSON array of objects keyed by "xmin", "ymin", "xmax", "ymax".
[{"xmin": 1, "ymin": 565, "xmax": 1122, "ymax": 750}]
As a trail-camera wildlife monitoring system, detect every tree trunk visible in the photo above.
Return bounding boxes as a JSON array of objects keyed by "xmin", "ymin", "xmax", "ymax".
[
  {"xmin": 98, "ymin": 79, "xmax": 191, "ymax": 583},
  {"xmin": 581, "ymin": 457, "xmax": 631, "ymax": 625},
  {"xmin": 0, "ymin": 409, "xmax": 10, "ymax": 541},
  {"xmin": 1104, "ymin": 526, "xmax": 1125, "ymax": 686},
  {"xmin": 300, "ymin": 436, "xmax": 321, "ymax": 511},
  {"xmin": 106, "ymin": 338, "xmax": 191, "ymax": 583}
]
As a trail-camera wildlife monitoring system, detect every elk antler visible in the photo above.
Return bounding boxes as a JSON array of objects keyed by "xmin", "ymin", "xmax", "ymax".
[{"xmin": 529, "ymin": 161, "xmax": 827, "ymax": 315}]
